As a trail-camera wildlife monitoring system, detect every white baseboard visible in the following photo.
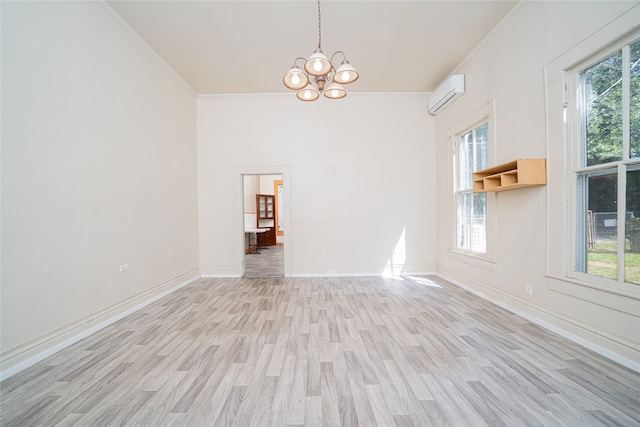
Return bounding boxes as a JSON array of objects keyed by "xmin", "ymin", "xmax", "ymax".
[
  {"xmin": 437, "ymin": 272, "xmax": 640, "ymax": 373},
  {"xmin": 199, "ymin": 266, "xmax": 240, "ymax": 277},
  {"xmin": 292, "ymin": 272, "xmax": 381, "ymax": 278},
  {"xmin": 0, "ymin": 270, "xmax": 200, "ymax": 381},
  {"xmin": 290, "ymin": 262, "xmax": 436, "ymax": 277},
  {"xmin": 200, "ymin": 274, "xmax": 242, "ymax": 278},
  {"xmin": 291, "ymin": 271, "xmax": 437, "ymax": 278}
]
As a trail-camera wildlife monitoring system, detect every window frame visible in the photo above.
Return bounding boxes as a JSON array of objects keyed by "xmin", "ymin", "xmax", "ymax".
[
  {"xmin": 449, "ymin": 101, "xmax": 497, "ymax": 266},
  {"xmin": 567, "ymin": 32, "xmax": 640, "ymax": 288}
]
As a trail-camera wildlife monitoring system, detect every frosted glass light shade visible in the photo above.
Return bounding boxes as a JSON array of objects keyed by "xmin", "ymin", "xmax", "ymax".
[
  {"xmin": 324, "ymin": 82, "xmax": 346, "ymax": 99},
  {"xmin": 333, "ymin": 60, "xmax": 359, "ymax": 84},
  {"xmin": 297, "ymin": 84, "xmax": 319, "ymax": 102},
  {"xmin": 304, "ymin": 49, "xmax": 332, "ymax": 76},
  {"xmin": 283, "ymin": 66, "xmax": 309, "ymax": 90}
]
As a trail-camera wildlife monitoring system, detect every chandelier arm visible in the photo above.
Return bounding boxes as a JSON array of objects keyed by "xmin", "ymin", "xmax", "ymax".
[
  {"xmin": 327, "ymin": 66, "xmax": 337, "ymax": 82},
  {"xmin": 330, "ymin": 51, "xmax": 346, "ymax": 64},
  {"xmin": 291, "ymin": 57, "xmax": 309, "ymax": 68}
]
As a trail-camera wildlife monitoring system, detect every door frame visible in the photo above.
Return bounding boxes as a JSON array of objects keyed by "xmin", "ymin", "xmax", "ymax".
[
  {"xmin": 236, "ymin": 166, "xmax": 290, "ymax": 277},
  {"xmin": 274, "ymin": 179, "xmax": 283, "ymax": 239}
]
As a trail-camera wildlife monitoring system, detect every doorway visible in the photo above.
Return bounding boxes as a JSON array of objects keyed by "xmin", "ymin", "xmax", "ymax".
[{"xmin": 243, "ymin": 174, "xmax": 284, "ymax": 277}]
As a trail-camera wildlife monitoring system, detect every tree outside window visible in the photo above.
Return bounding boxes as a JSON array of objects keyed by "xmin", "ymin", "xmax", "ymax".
[{"xmin": 577, "ymin": 39, "xmax": 640, "ymax": 284}]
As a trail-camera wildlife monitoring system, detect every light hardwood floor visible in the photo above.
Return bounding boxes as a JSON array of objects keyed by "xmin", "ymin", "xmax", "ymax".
[
  {"xmin": 1, "ymin": 275, "xmax": 639, "ymax": 426},
  {"xmin": 245, "ymin": 245, "xmax": 284, "ymax": 278}
]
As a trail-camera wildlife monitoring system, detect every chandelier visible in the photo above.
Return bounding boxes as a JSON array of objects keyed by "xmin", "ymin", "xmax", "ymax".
[{"xmin": 283, "ymin": 0, "xmax": 359, "ymax": 101}]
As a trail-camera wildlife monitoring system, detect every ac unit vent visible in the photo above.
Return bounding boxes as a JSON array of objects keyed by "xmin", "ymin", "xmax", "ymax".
[{"xmin": 428, "ymin": 74, "xmax": 465, "ymax": 115}]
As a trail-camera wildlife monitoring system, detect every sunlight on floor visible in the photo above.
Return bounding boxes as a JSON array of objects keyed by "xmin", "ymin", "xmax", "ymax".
[{"xmin": 406, "ymin": 275, "xmax": 443, "ymax": 288}]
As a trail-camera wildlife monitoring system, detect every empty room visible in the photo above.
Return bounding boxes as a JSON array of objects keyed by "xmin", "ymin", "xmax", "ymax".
[{"xmin": 2, "ymin": 0, "xmax": 639, "ymax": 425}]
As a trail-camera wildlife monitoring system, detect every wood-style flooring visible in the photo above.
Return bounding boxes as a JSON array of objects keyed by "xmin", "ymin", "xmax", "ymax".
[
  {"xmin": 245, "ymin": 245, "xmax": 284, "ymax": 278},
  {"xmin": 1, "ymin": 275, "xmax": 639, "ymax": 426}
]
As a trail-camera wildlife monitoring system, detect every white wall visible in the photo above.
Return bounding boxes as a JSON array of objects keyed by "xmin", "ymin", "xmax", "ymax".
[
  {"xmin": 243, "ymin": 175, "xmax": 260, "ymax": 212},
  {"xmin": 198, "ymin": 93, "xmax": 435, "ymax": 277},
  {"xmin": 1, "ymin": 1, "xmax": 199, "ymax": 375},
  {"xmin": 434, "ymin": 1, "xmax": 640, "ymax": 367},
  {"xmin": 259, "ymin": 175, "xmax": 281, "ymax": 197}
]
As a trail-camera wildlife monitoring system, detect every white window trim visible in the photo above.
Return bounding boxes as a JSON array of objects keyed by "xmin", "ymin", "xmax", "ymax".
[
  {"xmin": 569, "ymin": 34, "xmax": 640, "ymax": 288},
  {"xmin": 448, "ymin": 100, "xmax": 497, "ymax": 265},
  {"xmin": 544, "ymin": 4, "xmax": 640, "ymax": 296}
]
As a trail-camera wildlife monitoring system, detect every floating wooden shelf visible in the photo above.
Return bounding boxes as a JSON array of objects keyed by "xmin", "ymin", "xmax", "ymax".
[{"xmin": 473, "ymin": 159, "xmax": 546, "ymax": 192}]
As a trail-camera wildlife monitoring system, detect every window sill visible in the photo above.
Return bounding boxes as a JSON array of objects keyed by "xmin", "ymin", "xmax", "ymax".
[
  {"xmin": 545, "ymin": 274, "xmax": 640, "ymax": 310},
  {"xmin": 447, "ymin": 249, "xmax": 497, "ymax": 272}
]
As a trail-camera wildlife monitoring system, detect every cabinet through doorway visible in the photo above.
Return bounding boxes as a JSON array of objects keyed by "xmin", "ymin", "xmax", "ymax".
[{"xmin": 256, "ymin": 194, "xmax": 276, "ymax": 246}]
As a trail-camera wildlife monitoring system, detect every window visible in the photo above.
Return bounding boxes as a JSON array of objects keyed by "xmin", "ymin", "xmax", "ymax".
[
  {"xmin": 575, "ymin": 38, "xmax": 640, "ymax": 285},
  {"xmin": 455, "ymin": 121, "xmax": 488, "ymax": 253}
]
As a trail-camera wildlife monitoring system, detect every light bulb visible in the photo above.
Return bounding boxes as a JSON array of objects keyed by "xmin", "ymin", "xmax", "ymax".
[
  {"xmin": 313, "ymin": 59, "xmax": 323, "ymax": 72},
  {"xmin": 291, "ymin": 73, "xmax": 300, "ymax": 85},
  {"xmin": 341, "ymin": 71, "xmax": 350, "ymax": 82},
  {"xmin": 331, "ymin": 89, "xmax": 339, "ymax": 97},
  {"xmin": 304, "ymin": 90, "xmax": 311, "ymax": 100}
]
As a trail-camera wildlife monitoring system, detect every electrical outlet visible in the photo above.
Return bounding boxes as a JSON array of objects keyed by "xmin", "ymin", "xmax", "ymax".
[
  {"xmin": 119, "ymin": 263, "xmax": 129, "ymax": 273},
  {"xmin": 525, "ymin": 283, "xmax": 533, "ymax": 296},
  {"xmin": 321, "ymin": 246, "xmax": 327, "ymax": 254}
]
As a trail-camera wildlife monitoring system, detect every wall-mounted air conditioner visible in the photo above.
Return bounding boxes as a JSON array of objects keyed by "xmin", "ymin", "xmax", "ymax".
[{"xmin": 428, "ymin": 74, "xmax": 465, "ymax": 115}]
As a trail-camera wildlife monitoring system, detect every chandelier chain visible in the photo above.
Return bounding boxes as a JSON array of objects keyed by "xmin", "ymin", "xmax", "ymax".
[{"xmin": 317, "ymin": 0, "xmax": 322, "ymax": 49}]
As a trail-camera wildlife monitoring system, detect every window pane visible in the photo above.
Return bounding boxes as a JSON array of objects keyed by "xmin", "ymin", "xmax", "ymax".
[
  {"xmin": 459, "ymin": 131, "xmax": 473, "ymax": 190},
  {"xmin": 631, "ymin": 40, "xmax": 640, "ymax": 159},
  {"xmin": 475, "ymin": 123, "xmax": 488, "ymax": 172},
  {"xmin": 625, "ymin": 168, "xmax": 640, "ymax": 284},
  {"xmin": 456, "ymin": 121, "xmax": 488, "ymax": 254},
  {"xmin": 457, "ymin": 192, "xmax": 471, "ymax": 250},
  {"xmin": 585, "ymin": 51, "xmax": 623, "ymax": 166},
  {"xmin": 586, "ymin": 172, "xmax": 618, "ymax": 280},
  {"xmin": 471, "ymin": 192, "xmax": 486, "ymax": 253}
]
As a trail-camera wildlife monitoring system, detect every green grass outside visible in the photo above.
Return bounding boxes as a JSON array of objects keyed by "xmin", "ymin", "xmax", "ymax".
[{"xmin": 588, "ymin": 240, "xmax": 640, "ymax": 284}]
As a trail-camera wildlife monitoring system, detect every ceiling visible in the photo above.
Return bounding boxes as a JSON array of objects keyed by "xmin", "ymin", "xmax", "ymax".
[{"xmin": 107, "ymin": 0, "xmax": 519, "ymax": 95}]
